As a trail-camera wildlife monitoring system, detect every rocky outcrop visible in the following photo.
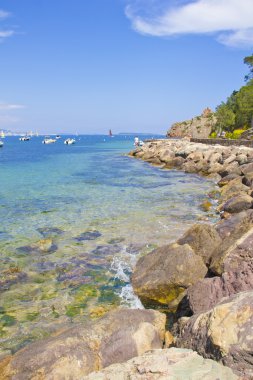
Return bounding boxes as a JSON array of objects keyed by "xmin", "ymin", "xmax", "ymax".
[
  {"xmin": 0, "ymin": 308, "xmax": 166, "ymax": 380},
  {"xmin": 176, "ymin": 291, "xmax": 253, "ymax": 378},
  {"xmin": 84, "ymin": 348, "xmax": 238, "ymax": 380},
  {"xmin": 167, "ymin": 108, "xmax": 216, "ymax": 139}
]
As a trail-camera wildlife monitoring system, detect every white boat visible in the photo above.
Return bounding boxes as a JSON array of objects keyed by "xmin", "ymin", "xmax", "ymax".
[
  {"xmin": 42, "ymin": 137, "xmax": 56, "ymax": 144},
  {"xmin": 64, "ymin": 138, "xmax": 75, "ymax": 145},
  {"xmin": 0, "ymin": 131, "xmax": 5, "ymax": 138},
  {"xmin": 55, "ymin": 135, "xmax": 61, "ymax": 139},
  {"xmin": 0, "ymin": 140, "xmax": 3, "ymax": 147},
  {"xmin": 19, "ymin": 136, "xmax": 30, "ymax": 141}
]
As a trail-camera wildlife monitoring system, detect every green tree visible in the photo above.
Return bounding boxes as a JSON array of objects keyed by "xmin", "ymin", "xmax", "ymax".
[
  {"xmin": 235, "ymin": 83, "xmax": 253, "ymax": 128},
  {"xmin": 244, "ymin": 54, "xmax": 253, "ymax": 83},
  {"xmin": 215, "ymin": 102, "xmax": 235, "ymax": 133}
]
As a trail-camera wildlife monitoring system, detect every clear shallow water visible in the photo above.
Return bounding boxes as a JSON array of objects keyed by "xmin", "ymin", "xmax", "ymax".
[{"xmin": 0, "ymin": 134, "xmax": 217, "ymax": 354}]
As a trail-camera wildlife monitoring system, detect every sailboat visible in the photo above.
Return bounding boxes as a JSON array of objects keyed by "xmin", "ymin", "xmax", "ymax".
[{"xmin": 109, "ymin": 129, "xmax": 114, "ymax": 137}]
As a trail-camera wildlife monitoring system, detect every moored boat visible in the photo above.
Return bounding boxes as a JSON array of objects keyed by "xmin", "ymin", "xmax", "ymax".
[
  {"xmin": 42, "ymin": 137, "xmax": 56, "ymax": 144},
  {"xmin": 0, "ymin": 140, "xmax": 3, "ymax": 147},
  {"xmin": 19, "ymin": 136, "xmax": 30, "ymax": 141},
  {"xmin": 64, "ymin": 138, "xmax": 75, "ymax": 145}
]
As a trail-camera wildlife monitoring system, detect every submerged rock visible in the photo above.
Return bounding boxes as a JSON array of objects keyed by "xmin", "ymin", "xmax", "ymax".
[
  {"xmin": 74, "ymin": 230, "xmax": 102, "ymax": 241},
  {"xmin": 16, "ymin": 238, "xmax": 57, "ymax": 255},
  {"xmin": 91, "ymin": 245, "xmax": 120, "ymax": 256},
  {"xmin": 37, "ymin": 227, "xmax": 64, "ymax": 238},
  {"xmin": 0, "ymin": 308, "xmax": 166, "ymax": 379},
  {"xmin": 0, "ymin": 268, "xmax": 27, "ymax": 291}
]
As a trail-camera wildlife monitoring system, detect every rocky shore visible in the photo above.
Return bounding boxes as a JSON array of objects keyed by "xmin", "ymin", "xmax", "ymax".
[
  {"xmin": 1, "ymin": 138, "xmax": 253, "ymax": 379},
  {"xmin": 129, "ymin": 138, "xmax": 253, "ymax": 378}
]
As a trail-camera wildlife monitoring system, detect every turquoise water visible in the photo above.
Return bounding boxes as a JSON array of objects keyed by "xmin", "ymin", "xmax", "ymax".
[{"xmin": 0, "ymin": 134, "xmax": 217, "ymax": 354}]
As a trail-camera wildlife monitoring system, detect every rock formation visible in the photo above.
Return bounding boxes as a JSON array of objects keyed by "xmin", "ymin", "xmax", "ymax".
[
  {"xmin": 167, "ymin": 108, "xmax": 216, "ymax": 138},
  {"xmin": 0, "ymin": 309, "xmax": 166, "ymax": 379},
  {"xmin": 84, "ymin": 348, "xmax": 238, "ymax": 379},
  {"xmin": 129, "ymin": 138, "xmax": 253, "ymax": 377}
]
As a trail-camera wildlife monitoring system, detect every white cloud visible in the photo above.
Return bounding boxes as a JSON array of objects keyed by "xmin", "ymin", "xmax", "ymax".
[
  {"xmin": 0, "ymin": 103, "xmax": 25, "ymax": 110},
  {"xmin": 0, "ymin": 10, "xmax": 10, "ymax": 19},
  {"xmin": 0, "ymin": 8, "xmax": 15, "ymax": 42},
  {"xmin": 125, "ymin": 0, "xmax": 253, "ymax": 47}
]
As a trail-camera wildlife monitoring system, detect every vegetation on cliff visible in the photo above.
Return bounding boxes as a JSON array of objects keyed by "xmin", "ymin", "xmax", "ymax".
[
  {"xmin": 214, "ymin": 54, "xmax": 253, "ymax": 135},
  {"xmin": 168, "ymin": 54, "xmax": 253, "ymax": 139}
]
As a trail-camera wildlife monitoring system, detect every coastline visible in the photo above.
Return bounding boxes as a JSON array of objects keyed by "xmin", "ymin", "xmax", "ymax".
[
  {"xmin": 129, "ymin": 137, "xmax": 253, "ymax": 378},
  {"xmin": 2, "ymin": 137, "xmax": 253, "ymax": 378}
]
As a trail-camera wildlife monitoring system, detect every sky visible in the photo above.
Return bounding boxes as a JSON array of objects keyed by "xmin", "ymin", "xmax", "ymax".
[{"xmin": 0, "ymin": 0, "xmax": 253, "ymax": 135}]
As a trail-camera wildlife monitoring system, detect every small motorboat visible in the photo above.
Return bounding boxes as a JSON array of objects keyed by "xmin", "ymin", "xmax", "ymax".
[
  {"xmin": 42, "ymin": 137, "xmax": 56, "ymax": 144},
  {"xmin": 55, "ymin": 135, "xmax": 61, "ymax": 139},
  {"xmin": 0, "ymin": 140, "xmax": 3, "ymax": 147},
  {"xmin": 19, "ymin": 136, "xmax": 30, "ymax": 141},
  {"xmin": 64, "ymin": 138, "xmax": 75, "ymax": 145}
]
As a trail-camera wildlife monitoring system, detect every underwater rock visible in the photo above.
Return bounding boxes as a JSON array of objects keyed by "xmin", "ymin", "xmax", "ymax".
[
  {"xmin": 57, "ymin": 267, "xmax": 92, "ymax": 287},
  {"xmin": 16, "ymin": 238, "xmax": 57, "ymax": 255},
  {"xmin": 107, "ymin": 237, "xmax": 125, "ymax": 244},
  {"xmin": 36, "ymin": 238, "xmax": 57, "ymax": 253},
  {"xmin": 0, "ymin": 268, "xmax": 28, "ymax": 291},
  {"xmin": 126, "ymin": 243, "xmax": 145, "ymax": 255},
  {"xmin": 91, "ymin": 245, "xmax": 120, "ymax": 256},
  {"xmin": 32, "ymin": 260, "xmax": 56, "ymax": 273},
  {"xmin": 74, "ymin": 230, "xmax": 102, "ymax": 241},
  {"xmin": 37, "ymin": 227, "xmax": 64, "ymax": 238}
]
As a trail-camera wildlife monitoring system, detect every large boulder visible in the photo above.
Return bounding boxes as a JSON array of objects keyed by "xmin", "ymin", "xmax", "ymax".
[
  {"xmin": 176, "ymin": 291, "xmax": 253, "ymax": 378},
  {"xmin": 132, "ymin": 243, "xmax": 207, "ymax": 310},
  {"xmin": 187, "ymin": 215, "xmax": 253, "ymax": 313},
  {"xmin": 220, "ymin": 193, "xmax": 253, "ymax": 214},
  {"xmin": 219, "ymin": 177, "xmax": 249, "ymax": 202},
  {"xmin": 209, "ymin": 211, "xmax": 253, "ymax": 275},
  {"xmin": 177, "ymin": 224, "xmax": 222, "ymax": 266},
  {"xmin": 84, "ymin": 348, "xmax": 238, "ymax": 380},
  {"xmin": 0, "ymin": 309, "xmax": 166, "ymax": 380}
]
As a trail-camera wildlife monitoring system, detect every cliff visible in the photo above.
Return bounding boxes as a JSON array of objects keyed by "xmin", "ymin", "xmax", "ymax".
[{"xmin": 167, "ymin": 108, "xmax": 216, "ymax": 139}]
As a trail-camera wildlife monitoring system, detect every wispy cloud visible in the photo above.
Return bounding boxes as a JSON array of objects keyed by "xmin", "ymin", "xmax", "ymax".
[
  {"xmin": 0, "ymin": 103, "xmax": 25, "ymax": 110},
  {"xmin": 125, "ymin": 0, "xmax": 253, "ymax": 48},
  {"xmin": 0, "ymin": 103, "xmax": 25, "ymax": 127},
  {"xmin": 0, "ymin": 8, "xmax": 15, "ymax": 42},
  {"xmin": 0, "ymin": 10, "xmax": 10, "ymax": 19}
]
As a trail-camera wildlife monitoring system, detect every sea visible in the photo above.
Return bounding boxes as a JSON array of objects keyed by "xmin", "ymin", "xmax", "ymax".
[{"xmin": 0, "ymin": 134, "xmax": 217, "ymax": 355}]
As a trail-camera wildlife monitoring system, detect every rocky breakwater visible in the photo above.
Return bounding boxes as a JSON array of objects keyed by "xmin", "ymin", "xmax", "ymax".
[{"xmin": 129, "ymin": 138, "xmax": 253, "ymax": 378}]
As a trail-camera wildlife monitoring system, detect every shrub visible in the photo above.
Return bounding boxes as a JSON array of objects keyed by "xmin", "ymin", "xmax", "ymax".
[
  {"xmin": 225, "ymin": 129, "xmax": 245, "ymax": 139},
  {"xmin": 209, "ymin": 132, "xmax": 217, "ymax": 138}
]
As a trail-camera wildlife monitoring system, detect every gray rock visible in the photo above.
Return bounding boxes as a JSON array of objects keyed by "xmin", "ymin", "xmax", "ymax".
[{"xmin": 84, "ymin": 348, "xmax": 238, "ymax": 380}]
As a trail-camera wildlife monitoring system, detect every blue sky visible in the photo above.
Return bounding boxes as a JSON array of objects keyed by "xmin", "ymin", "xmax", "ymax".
[{"xmin": 0, "ymin": 0, "xmax": 252, "ymax": 135}]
